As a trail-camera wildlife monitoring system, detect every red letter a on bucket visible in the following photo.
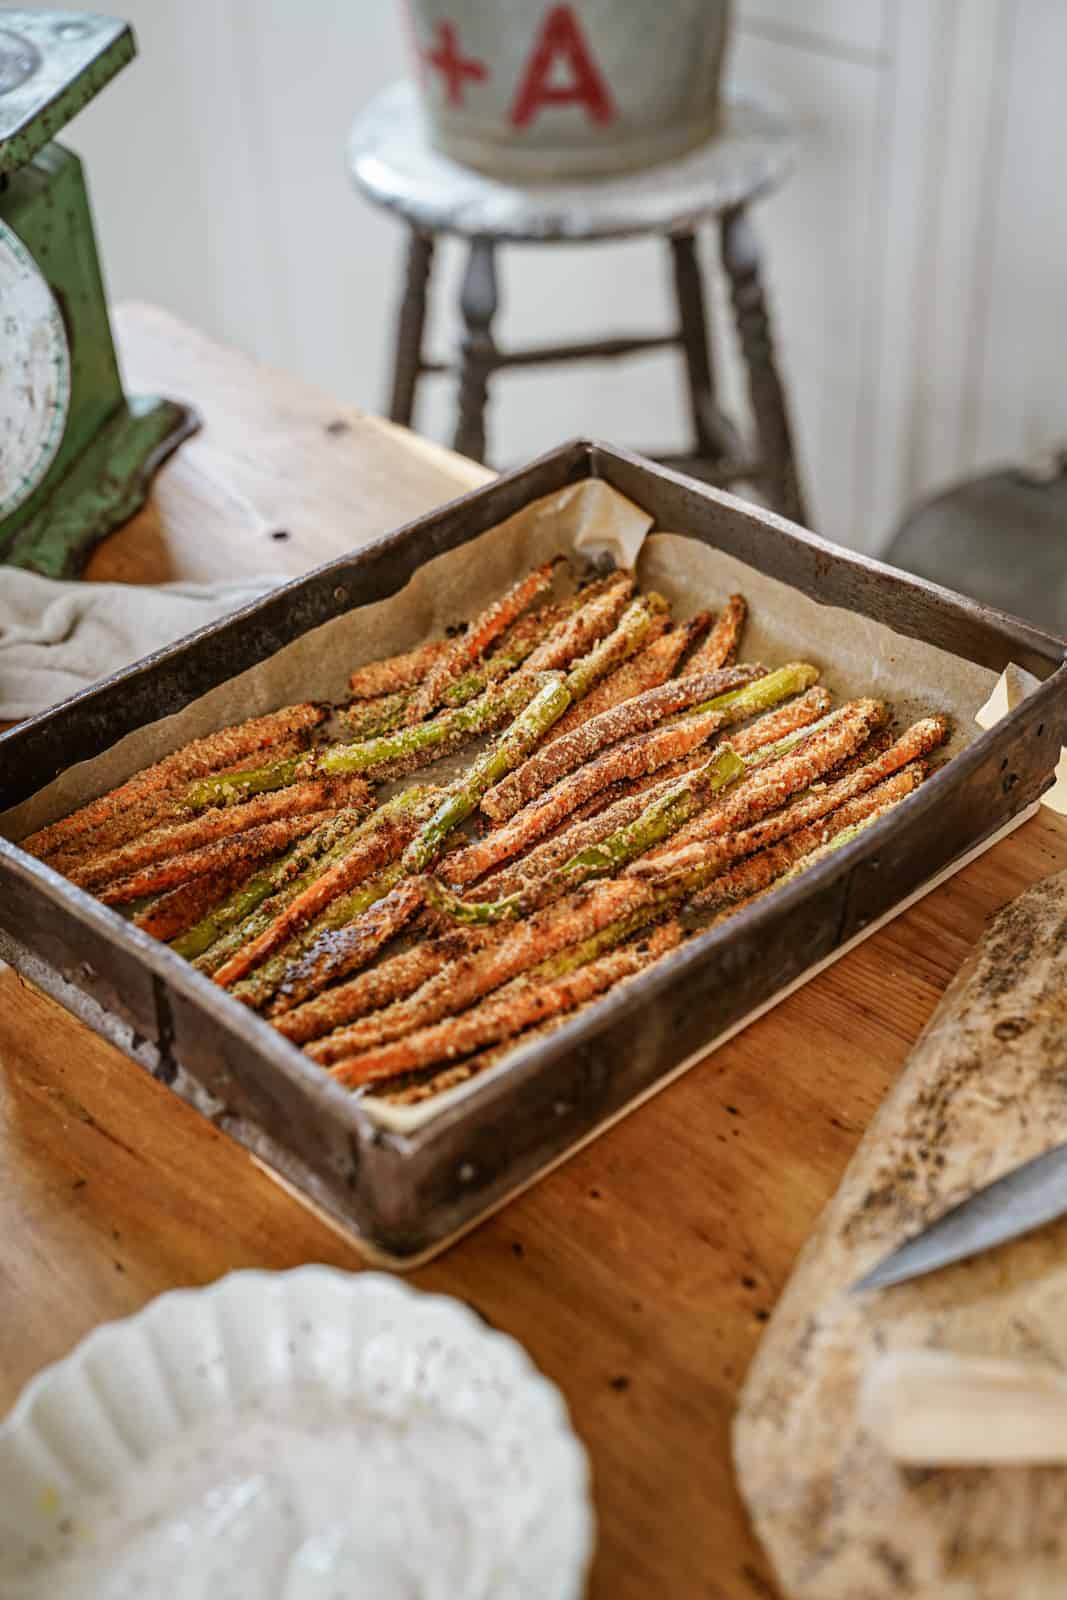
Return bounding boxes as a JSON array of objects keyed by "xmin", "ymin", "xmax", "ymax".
[{"xmin": 509, "ymin": 6, "xmax": 616, "ymax": 127}]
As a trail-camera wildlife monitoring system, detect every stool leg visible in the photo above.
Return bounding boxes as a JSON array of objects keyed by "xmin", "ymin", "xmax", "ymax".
[
  {"xmin": 669, "ymin": 231, "xmax": 740, "ymax": 464},
  {"xmin": 720, "ymin": 205, "xmax": 808, "ymax": 525},
  {"xmin": 388, "ymin": 228, "xmax": 435, "ymax": 427},
  {"xmin": 454, "ymin": 237, "xmax": 498, "ymax": 464}
]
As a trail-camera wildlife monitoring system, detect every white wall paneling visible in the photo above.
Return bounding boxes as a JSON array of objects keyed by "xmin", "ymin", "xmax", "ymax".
[{"xmin": 18, "ymin": 0, "xmax": 1067, "ymax": 557}]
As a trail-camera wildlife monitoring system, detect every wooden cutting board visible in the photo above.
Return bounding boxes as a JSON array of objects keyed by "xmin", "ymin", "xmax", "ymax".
[{"xmin": 735, "ymin": 868, "xmax": 1067, "ymax": 1598}]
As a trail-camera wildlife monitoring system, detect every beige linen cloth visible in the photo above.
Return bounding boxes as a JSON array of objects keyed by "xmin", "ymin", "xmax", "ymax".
[{"xmin": 0, "ymin": 569, "xmax": 278, "ymax": 721}]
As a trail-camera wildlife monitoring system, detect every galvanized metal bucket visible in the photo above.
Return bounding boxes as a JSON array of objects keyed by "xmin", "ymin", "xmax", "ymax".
[{"xmin": 406, "ymin": 0, "xmax": 733, "ymax": 181}]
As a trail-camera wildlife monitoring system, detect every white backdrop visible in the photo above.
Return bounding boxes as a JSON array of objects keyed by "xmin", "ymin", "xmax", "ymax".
[{"xmin": 27, "ymin": 0, "xmax": 1067, "ymax": 555}]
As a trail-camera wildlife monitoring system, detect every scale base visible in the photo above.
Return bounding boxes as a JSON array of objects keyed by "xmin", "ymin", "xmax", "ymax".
[{"xmin": 2, "ymin": 395, "xmax": 200, "ymax": 578}]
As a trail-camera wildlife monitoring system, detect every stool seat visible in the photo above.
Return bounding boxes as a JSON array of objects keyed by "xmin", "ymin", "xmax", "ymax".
[
  {"xmin": 349, "ymin": 81, "xmax": 793, "ymax": 243},
  {"xmin": 347, "ymin": 79, "xmax": 806, "ymax": 526}
]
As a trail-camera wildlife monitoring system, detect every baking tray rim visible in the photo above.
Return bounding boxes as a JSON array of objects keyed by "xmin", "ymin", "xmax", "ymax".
[
  {"xmin": 1, "ymin": 441, "xmax": 1065, "ymax": 1153},
  {"xmin": 3, "ymin": 655, "xmax": 1063, "ymax": 1155},
  {"xmin": 2, "ymin": 438, "xmax": 1065, "ymax": 801}
]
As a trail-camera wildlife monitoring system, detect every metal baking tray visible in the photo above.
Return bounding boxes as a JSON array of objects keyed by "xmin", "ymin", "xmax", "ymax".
[{"xmin": 2, "ymin": 441, "xmax": 1065, "ymax": 1265}]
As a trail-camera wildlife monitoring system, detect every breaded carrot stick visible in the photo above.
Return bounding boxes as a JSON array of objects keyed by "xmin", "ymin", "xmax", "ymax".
[
  {"xmin": 561, "ymin": 594, "xmax": 667, "ymax": 701},
  {"xmin": 727, "ymin": 686, "xmax": 833, "ymax": 756},
  {"xmin": 272, "ymin": 927, "xmax": 489, "ymax": 1045},
  {"xmin": 205, "ymin": 790, "xmax": 438, "ymax": 991},
  {"xmin": 211, "ymin": 799, "xmax": 432, "ymax": 988},
  {"xmin": 404, "ymin": 561, "xmax": 557, "ymax": 724},
  {"xmin": 369, "ymin": 1018, "xmax": 561, "ymax": 1104},
  {"xmin": 469, "ymin": 769, "xmax": 702, "ymax": 904},
  {"xmin": 340, "ymin": 597, "xmax": 576, "ymax": 739},
  {"xmin": 449, "ymin": 711, "xmax": 725, "ymax": 888},
  {"xmin": 40, "ymin": 735, "xmax": 320, "ymax": 878},
  {"xmin": 631, "ymin": 716, "xmax": 946, "ymax": 886},
  {"xmin": 687, "ymin": 766, "xmax": 925, "ymax": 910},
  {"xmin": 449, "ymin": 665, "xmax": 818, "ymax": 888},
  {"xmin": 480, "ymin": 696, "xmax": 838, "ymax": 903},
  {"xmin": 133, "ymin": 862, "xmax": 259, "ymax": 943},
  {"xmin": 68, "ymin": 773, "xmax": 370, "ymax": 892},
  {"xmin": 549, "ymin": 684, "xmax": 833, "ymax": 830},
  {"xmin": 684, "ymin": 594, "xmax": 747, "ymax": 672},
  {"xmin": 328, "ymin": 921, "xmax": 682, "ymax": 1089},
  {"xmin": 267, "ymin": 877, "xmax": 428, "ymax": 1013},
  {"xmin": 306, "ymin": 877, "xmax": 656, "ymax": 1064},
  {"xmin": 23, "ymin": 704, "xmax": 326, "ymax": 863},
  {"xmin": 638, "ymin": 698, "xmax": 886, "ymax": 867},
  {"xmin": 348, "ymin": 639, "xmax": 449, "ymax": 699},
  {"xmin": 481, "ymin": 662, "xmax": 764, "ymax": 822},
  {"xmin": 546, "ymin": 609, "xmax": 692, "ymax": 739},
  {"xmin": 98, "ymin": 811, "xmax": 331, "ymax": 905},
  {"xmin": 176, "ymin": 804, "xmax": 379, "ymax": 966},
  {"xmin": 520, "ymin": 570, "xmax": 633, "ymax": 672}
]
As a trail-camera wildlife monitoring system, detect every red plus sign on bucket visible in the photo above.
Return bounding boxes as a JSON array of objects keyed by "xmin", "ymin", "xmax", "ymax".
[
  {"xmin": 408, "ymin": 1, "xmax": 733, "ymax": 181},
  {"xmin": 422, "ymin": 21, "xmax": 487, "ymax": 108}
]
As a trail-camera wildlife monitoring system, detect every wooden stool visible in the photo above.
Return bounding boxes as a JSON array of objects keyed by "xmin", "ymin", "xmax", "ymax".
[{"xmin": 348, "ymin": 81, "xmax": 807, "ymax": 525}]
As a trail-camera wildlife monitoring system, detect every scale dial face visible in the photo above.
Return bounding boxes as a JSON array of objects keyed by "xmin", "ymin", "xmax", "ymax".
[{"xmin": 0, "ymin": 216, "xmax": 71, "ymax": 519}]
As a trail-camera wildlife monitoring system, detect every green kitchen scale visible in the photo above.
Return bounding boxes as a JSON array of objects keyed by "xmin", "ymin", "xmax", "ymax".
[{"xmin": 0, "ymin": 9, "xmax": 198, "ymax": 576}]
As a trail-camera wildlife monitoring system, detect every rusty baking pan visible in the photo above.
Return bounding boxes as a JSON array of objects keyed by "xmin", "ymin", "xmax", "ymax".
[{"xmin": 1, "ymin": 441, "xmax": 1065, "ymax": 1264}]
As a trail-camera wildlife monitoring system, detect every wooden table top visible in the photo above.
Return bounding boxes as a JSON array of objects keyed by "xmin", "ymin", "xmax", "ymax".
[{"xmin": 3, "ymin": 304, "xmax": 1065, "ymax": 1600}]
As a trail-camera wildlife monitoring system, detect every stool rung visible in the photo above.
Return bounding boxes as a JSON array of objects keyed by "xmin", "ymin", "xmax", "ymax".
[{"xmin": 419, "ymin": 332, "xmax": 681, "ymax": 379}]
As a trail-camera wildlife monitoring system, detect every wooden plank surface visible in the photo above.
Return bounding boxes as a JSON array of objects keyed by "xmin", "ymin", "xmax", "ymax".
[
  {"xmin": 3, "ymin": 305, "xmax": 1066, "ymax": 1599},
  {"xmin": 86, "ymin": 302, "xmax": 492, "ymax": 585}
]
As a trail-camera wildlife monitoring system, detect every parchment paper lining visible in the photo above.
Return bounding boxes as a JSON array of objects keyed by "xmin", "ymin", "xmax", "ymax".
[{"xmin": 2, "ymin": 480, "xmax": 1003, "ymax": 1133}]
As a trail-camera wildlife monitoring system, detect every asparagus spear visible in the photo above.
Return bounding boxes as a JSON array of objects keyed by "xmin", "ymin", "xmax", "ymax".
[
  {"xmin": 339, "ymin": 594, "xmax": 577, "ymax": 739},
  {"xmin": 400, "ymin": 674, "xmax": 574, "ymax": 874},
  {"xmin": 174, "ymin": 793, "xmax": 428, "ymax": 963},
  {"xmin": 686, "ymin": 660, "xmax": 818, "ymax": 719},
  {"xmin": 215, "ymin": 791, "xmax": 438, "ymax": 998},
  {"xmin": 210, "ymin": 794, "xmax": 435, "ymax": 989},
  {"xmin": 482, "ymin": 660, "xmax": 763, "ymax": 822},
  {"xmin": 429, "ymin": 743, "xmax": 746, "ymax": 924},
  {"xmin": 446, "ymin": 665, "xmax": 818, "ymax": 890},
  {"xmin": 186, "ymin": 672, "xmax": 545, "ymax": 809},
  {"xmin": 547, "ymin": 610, "xmax": 705, "ymax": 739}
]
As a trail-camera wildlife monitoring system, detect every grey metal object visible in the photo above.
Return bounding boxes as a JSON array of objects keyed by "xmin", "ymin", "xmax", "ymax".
[
  {"xmin": 0, "ymin": 440, "xmax": 1064, "ymax": 1264},
  {"xmin": 886, "ymin": 456, "xmax": 1067, "ymax": 638},
  {"xmin": 852, "ymin": 1142, "xmax": 1067, "ymax": 1294},
  {"xmin": 351, "ymin": 80, "xmax": 805, "ymax": 521}
]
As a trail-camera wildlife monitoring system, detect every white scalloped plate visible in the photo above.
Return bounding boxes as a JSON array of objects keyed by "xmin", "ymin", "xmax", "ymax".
[{"xmin": 0, "ymin": 1268, "xmax": 593, "ymax": 1598}]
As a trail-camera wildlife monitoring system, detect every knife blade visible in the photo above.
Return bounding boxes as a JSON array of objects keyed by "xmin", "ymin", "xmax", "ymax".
[{"xmin": 850, "ymin": 1139, "xmax": 1067, "ymax": 1293}]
